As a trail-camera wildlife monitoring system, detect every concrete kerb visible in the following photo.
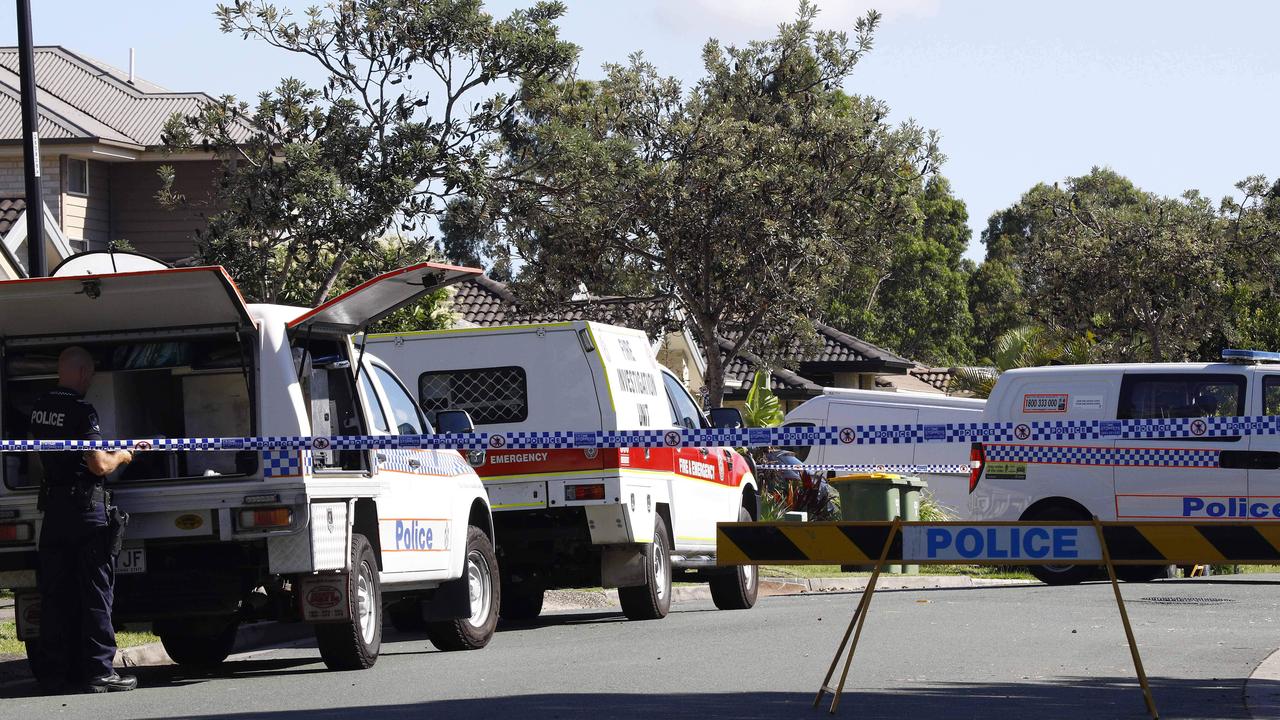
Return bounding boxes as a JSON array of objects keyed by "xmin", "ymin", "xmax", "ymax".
[
  {"xmin": 1246, "ymin": 647, "xmax": 1280, "ymax": 720},
  {"xmin": 542, "ymin": 575, "xmax": 1031, "ymax": 612},
  {"xmin": 112, "ymin": 620, "xmax": 315, "ymax": 670}
]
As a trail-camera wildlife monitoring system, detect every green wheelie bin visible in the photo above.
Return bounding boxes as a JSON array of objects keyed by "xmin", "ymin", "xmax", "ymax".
[{"xmin": 829, "ymin": 473, "xmax": 903, "ymax": 573}]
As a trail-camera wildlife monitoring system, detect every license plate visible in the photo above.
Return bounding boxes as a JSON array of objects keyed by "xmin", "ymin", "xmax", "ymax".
[{"xmin": 115, "ymin": 546, "xmax": 146, "ymax": 575}]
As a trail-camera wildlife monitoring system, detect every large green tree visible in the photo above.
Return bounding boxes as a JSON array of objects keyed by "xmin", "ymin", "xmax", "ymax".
[
  {"xmin": 163, "ymin": 0, "xmax": 576, "ymax": 306},
  {"xmin": 969, "ymin": 168, "xmax": 1280, "ymax": 363},
  {"xmin": 1221, "ymin": 176, "xmax": 1280, "ymax": 352},
  {"xmin": 447, "ymin": 3, "xmax": 940, "ymax": 405},
  {"xmin": 827, "ymin": 175, "xmax": 974, "ymax": 364}
]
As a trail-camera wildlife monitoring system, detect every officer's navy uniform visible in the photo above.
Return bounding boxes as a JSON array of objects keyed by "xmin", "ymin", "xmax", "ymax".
[{"xmin": 30, "ymin": 386, "xmax": 117, "ymax": 687}]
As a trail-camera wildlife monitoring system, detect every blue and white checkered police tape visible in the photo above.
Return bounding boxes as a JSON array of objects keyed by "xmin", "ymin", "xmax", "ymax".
[
  {"xmin": 0, "ymin": 412, "xmax": 1273, "ymax": 455},
  {"xmin": 754, "ymin": 463, "xmax": 973, "ymax": 474}
]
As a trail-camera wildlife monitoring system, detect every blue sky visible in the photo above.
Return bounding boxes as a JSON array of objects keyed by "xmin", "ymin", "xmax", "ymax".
[{"xmin": 7, "ymin": 0, "xmax": 1278, "ymax": 261}]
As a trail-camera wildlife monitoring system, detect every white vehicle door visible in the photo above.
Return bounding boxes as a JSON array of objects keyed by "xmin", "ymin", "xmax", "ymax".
[
  {"xmin": 0, "ymin": 265, "xmax": 252, "ymax": 336},
  {"xmin": 1113, "ymin": 372, "xmax": 1247, "ymax": 520},
  {"xmin": 825, "ymin": 402, "xmax": 919, "ymax": 467},
  {"xmin": 662, "ymin": 373, "xmax": 726, "ymax": 550},
  {"xmin": 1246, "ymin": 373, "xmax": 1280, "ymax": 521},
  {"xmin": 290, "ymin": 262, "xmax": 480, "ymax": 335},
  {"xmin": 365, "ymin": 361, "xmax": 456, "ymax": 573}
]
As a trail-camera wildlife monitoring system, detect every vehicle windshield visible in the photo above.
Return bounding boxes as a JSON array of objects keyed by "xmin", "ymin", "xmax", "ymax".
[{"xmin": 2, "ymin": 333, "xmax": 258, "ymax": 489}]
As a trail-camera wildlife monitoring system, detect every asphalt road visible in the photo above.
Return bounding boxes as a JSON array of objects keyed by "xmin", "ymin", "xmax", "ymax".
[{"xmin": 3, "ymin": 576, "xmax": 1279, "ymax": 720}]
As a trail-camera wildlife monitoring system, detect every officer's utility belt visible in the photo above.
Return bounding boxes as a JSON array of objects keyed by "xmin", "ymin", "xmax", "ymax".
[{"xmin": 41, "ymin": 482, "xmax": 105, "ymax": 509}]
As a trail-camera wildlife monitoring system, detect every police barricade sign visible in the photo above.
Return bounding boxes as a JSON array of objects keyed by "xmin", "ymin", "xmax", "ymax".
[
  {"xmin": 716, "ymin": 520, "xmax": 1280, "ymax": 567},
  {"xmin": 904, "ymin": 524, "xmax": 1100, "ymax": 563},
  {"xmin": 715, "ymin": 519, "xmax": 1209, "ymax": 719}
]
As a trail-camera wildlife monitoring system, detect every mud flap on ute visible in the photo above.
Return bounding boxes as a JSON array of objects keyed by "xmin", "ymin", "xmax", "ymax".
[
  {"xmin": 424, "ymin": 576, "xmax": 472, "ymax": 621},
  {"xmin": 299, "ymin": 573, "xmax": 351, "ymax": 623},
  {"xmin": 601, "ymin": 545, "xmax": 648, "ymax": 588},
  {"xmin": 15, "ymin": 592, "xmax": 40, "ymax": 640}
]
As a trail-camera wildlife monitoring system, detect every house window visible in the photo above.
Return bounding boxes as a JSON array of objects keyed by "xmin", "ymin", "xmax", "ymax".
[{"xmin": 67, "ymin": 158, "xmax": 89, "ymax": 196}]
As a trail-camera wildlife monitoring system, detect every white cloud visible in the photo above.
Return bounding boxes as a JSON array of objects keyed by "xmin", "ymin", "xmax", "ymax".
[{"xmin": 652, "ymin": 0, "xmax": 941, "ymax": 37}]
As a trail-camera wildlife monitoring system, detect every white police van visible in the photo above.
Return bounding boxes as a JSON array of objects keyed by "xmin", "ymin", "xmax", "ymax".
[
  {"xmin": 0, "ymin": 255, "xmax": 499, "ymax": 670},
  {"xmin": 367, "ymin": 321, "xmax": 760, "ymax": 621},
  {"xmin": 782, "ymin": 388, "xmax": 984, "ymax": 517},
  {"xmin": 968, "ymin": 349, "xmax": 1280, "ymax": 584}
]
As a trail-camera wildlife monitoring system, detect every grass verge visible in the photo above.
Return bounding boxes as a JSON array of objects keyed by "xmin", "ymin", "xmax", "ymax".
[{"xmin": 1, "ymin": 621, "xmax": 158, "ymax": 657}]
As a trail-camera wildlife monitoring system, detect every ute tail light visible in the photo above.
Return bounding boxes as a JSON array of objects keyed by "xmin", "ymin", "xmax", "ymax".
[
  {"xmin": 969, "ymin": 443, "xmax": 985, "ymax": 493},
  {"xmin": 0, "ymin": 522, "xmax": 34, "ymax": 544},
  {"xmin": 565, "ymin": 484, "xmax": 606, "ymax": 502},
  {"xmin": 238, "ymin": 507, "xmax": 293, "ymax": 530}
]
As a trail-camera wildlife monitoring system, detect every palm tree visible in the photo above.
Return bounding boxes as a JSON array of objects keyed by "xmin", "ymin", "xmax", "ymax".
[{"xmin": 952, "ymin": 326, "xmax": 1096, "ymax": 398}]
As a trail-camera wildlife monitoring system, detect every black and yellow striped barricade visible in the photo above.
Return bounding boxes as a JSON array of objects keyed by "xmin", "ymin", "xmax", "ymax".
[{"xmin": 714, "ymin": 519, "xmax": 1280, "ymax": 719}]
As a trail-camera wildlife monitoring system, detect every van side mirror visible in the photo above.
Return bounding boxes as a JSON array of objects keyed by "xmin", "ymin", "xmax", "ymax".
[
  {"xmin": 709, "ymin": 407, "xmax": 745, "ymax": 430},
  {"xmin": 436, "ymin": 409, "xmax": 476, "ymax": 434}
]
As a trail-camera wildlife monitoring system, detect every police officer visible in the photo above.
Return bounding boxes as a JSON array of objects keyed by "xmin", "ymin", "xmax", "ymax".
[{"xmin": 30, "ymin": 347, "xmax": 136, "ymax": 694}]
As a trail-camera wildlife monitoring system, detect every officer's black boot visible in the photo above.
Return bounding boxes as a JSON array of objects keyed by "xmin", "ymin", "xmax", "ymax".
[{"xmin": 85, "ymin": 672, "xmax": 137, "ymax": 693}]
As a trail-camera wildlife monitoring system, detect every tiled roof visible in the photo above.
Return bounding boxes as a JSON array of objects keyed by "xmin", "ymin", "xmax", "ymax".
[
  {"xmin": 717, "ymin": 336, "xmax": 823, "ymax": 396},
  {"xmin": 717, "ymin": 321, "xmax": 914, "ymax": 377},
  {"xmin": 909, "ymin": 368, "xmax": 954, "ymax": 392},
  {"xmin": 0, "ymin": 46, "xmax": 251, "ymax": 148},
  {"xmin": 451, "ymin": 275, "xmax": 671, "ymax": 331},
  {"xmin": 0, "ymin": 197, "xmax": 24, "ymax": 239},
  {"xmin": 810, "ymin": 322, "xmax": 914, "ymax": 369},
  {"xmin": 451, "ymin": 275, "xmax": 518, "ymax": 325}
]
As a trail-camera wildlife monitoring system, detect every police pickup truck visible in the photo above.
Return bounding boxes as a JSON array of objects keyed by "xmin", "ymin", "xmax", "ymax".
[{"xmin": 0, "ymin": 255, "xmax": 499, "ymax": 670}]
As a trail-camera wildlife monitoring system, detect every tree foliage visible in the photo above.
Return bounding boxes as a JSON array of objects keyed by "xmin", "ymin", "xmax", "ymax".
[
  {"xmin": 162, "ymin": 0, "xmax": 576, "ymax": 306},
  {"xmin": 742, "ymin": 369, "xmax": 784, "ymax": 428},
  {"xmin": 827, "ymin": 175, "xmax": 974, "ymax": 364},
  {"xmin": 969, "ymin": 168, "xmax": 1280, "ymax": 363},
  {"xmin": 448, "ymin": 2, "xmax": 940, "ymax": 405},
  {"xmin": 951, "ymin": 325, "xmax": 1098, "ymax": 398}
]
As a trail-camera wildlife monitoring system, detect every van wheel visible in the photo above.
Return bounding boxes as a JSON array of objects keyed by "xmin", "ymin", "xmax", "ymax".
[
  {"xmin": 619, "ymin": 514, "xmax": 672, "ymax": 621},
  {"xmin": 1116, "ymin": 565, "xmax": 1177, "ymax": 583},
  {"xmin": 315, "ymin": 533, "xmax": 381, "ymax": 670},
  {"xmin": 500, "ymin": 577, "xmax": 545, "ymax": 621},
  {"xmin": 709, "ymin": 507, "xmax": 759, "ymax": 610},
  {"xmin": 426, "ymin": 526, "xmax": 500, "ymax": 651},
  {"xmin": 1023, "ymin": 504, "xmax": 1094, "ymax": 586},
  {"xmin": 160, "ymin": 619, "xmax": 238, "ymax": 667},
  {"xmin": 388, "ymin": 598, "xmax": 428, "ymax": 633}
]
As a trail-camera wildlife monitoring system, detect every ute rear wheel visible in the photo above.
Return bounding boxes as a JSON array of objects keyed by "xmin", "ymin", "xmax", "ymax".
[
  {"xmin": 499, "ymin": 576, "xmax": 545, "ymax": 621},
  {"xmin": 709, "ymin": 506, "xmax": 759, "ymax": 610},
  {"xmin": 160, "ymin": 619, "xmax": 239, "ymax": 667},
  {"xmin": 315, "ymin": 533, "xmax": 381, "ymax": 670},
  {"xmin": 619, "ymin": 514, "xmax": 672, "ymax": 621},
  {"xmin": 426, "ymin": 526, "xmax": 500, "ymax": 651}
]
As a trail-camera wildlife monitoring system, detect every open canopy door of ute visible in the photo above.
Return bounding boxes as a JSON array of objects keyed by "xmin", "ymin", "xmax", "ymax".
[
  {"xmin": 288, "ymin": 262, "xmax": 482, "ymax": 335},
  {"xmin": 0, "ymin": 266, "xmax": 253, "ymax": 338}
]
